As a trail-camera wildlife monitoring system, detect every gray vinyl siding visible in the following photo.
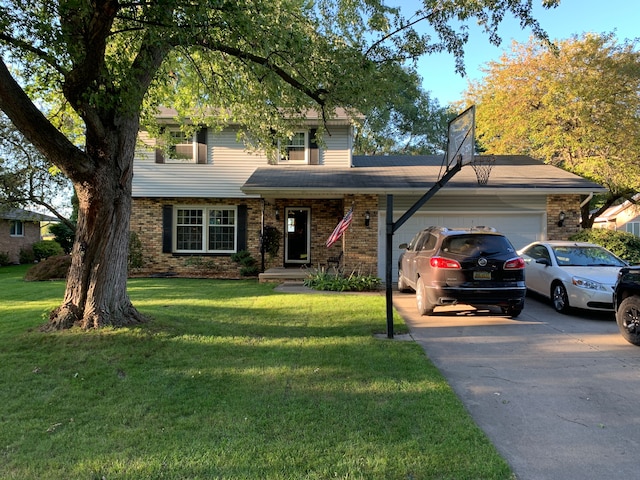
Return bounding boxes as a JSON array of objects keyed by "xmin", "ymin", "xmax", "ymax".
[
  {"xmin": 133, "ymin": 127, "xmax": 263, "ymax": 198},
  {"xmin": 133, "ymin": 125, "xmax": 353, "ymax": 198},
  {"xmin": 322, "ymin": 126, "xmax": 351, "ymax": 167}
]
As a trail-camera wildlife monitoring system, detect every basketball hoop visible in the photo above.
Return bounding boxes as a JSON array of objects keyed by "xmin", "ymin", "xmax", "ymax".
[{"xmin": 471, "ymin": 156, "xmax": 495, "ymax": 185}]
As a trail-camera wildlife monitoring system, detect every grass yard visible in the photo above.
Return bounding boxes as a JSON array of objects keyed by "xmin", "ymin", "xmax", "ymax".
[{"xmin": 0, "ymin": 264, "xmax": 513, "ymax": 479}]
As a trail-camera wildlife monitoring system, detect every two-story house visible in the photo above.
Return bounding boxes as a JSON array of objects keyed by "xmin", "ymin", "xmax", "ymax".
[{"xmin": 131, "ymin": 108, "xmax": 607, "ymax": 281}]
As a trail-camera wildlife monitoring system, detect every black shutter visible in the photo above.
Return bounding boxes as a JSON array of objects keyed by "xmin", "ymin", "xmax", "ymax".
[
  {"xmin": 237, "ymin": 204, "xmax": 247, "ymax": 252},
  {"xmin": 196, "ymin": 128, "xmax": 207, "ymax": 164},
  {"xmin": 309, "ymin": 128, "xmax": 319, "ymax": 165},
  {"xmin": 162, "ymin": 205, "xmax": 173, "ymax": 253}
]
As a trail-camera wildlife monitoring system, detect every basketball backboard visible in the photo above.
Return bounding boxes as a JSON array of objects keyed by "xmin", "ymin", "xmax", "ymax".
[{"xmin": 446, "ymin": 105, "xmax": 475, "ymax": 170}]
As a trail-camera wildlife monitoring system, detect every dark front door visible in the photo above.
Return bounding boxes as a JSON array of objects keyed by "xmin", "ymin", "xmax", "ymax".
[{"xmin": 285, "ymin": 207, "xmax": 310, "ymax": 265}]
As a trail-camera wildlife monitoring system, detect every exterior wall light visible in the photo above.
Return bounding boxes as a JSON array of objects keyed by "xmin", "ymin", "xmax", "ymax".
[
  {"xmin": 557, "ymin": 211, "xmax": 565, "ymax": 227},
  {"xmin": 364, "ymin": 211, "xmax": 371, "ymax": 228}
]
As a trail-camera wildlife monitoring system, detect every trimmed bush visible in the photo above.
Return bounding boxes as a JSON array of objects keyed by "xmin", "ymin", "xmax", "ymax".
[
  {"xmin": 31, "ymin": 240, "xmax": 64, "ymax": 261},
  {"xmin": 570, "ymin": 229, "xmax": 640, "ymax": 265},
  {"xmin": 24, "ymin": 254, "xmax": 71, "ymax": 281}
]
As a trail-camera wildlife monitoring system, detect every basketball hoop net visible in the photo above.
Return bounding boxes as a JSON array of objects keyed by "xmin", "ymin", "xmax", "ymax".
[{"xmin": 471, "ymin": 156, "xmax": 495, "ymax": 185}]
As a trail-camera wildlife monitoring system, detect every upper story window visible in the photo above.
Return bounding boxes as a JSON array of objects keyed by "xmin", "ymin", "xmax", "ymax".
[
  {"xmin": 279, "ymin": 129, "xmax": 319, "ymax": 165},
  {"xmin": 155, "ymin": 128, "xmax": 208, "ymax": 164},
  {"xmin": 10, "ymin": 220, "xmax": 24, "ymax": 237}
]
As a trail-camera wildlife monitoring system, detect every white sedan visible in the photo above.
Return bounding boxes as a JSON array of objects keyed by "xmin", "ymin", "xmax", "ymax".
[{"xmin": 518, "ymin": 241, "xmax": 628, "ymax": 314}]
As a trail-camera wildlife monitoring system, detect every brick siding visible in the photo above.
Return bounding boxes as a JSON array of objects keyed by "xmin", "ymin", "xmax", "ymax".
[{"xmin": 0, "ymin": 220, "xmax": 42, "ymax": 264}]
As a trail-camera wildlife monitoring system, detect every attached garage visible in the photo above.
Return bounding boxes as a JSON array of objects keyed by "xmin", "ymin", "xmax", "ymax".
[{"xmin": 378, "ymin": 194, "xmax": 547, "ymax": 281}]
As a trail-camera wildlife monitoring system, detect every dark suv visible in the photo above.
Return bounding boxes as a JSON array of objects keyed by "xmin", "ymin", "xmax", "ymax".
[
  {"xmin": 398, "ymin": 226, "xmax": 526, "ymax": 317},
  {"xmin": 613, "ymin": 266, "xmax": 640, "ymax": 346}
]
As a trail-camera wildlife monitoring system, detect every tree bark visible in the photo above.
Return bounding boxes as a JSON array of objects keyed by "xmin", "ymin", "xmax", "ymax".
[{"xmin": 43, "ymin": 118, "xmax": 147, "ymax": 330}]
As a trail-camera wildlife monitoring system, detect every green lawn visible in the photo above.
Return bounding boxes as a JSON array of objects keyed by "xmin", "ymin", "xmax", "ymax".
[{"xmin": 0, "ymin": 265, "xmax": 513, "ymax": 479}]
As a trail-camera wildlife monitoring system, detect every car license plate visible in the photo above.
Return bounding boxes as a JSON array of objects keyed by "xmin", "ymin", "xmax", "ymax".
[{"xmin": 473, "ymin": 271, "xmax": 491, "ymax": 280}]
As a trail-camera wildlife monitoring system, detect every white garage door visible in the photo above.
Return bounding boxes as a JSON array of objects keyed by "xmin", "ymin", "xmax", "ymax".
[{"xmin": 378, "ymin": 211, "xmax": 545, "ymax": 281}]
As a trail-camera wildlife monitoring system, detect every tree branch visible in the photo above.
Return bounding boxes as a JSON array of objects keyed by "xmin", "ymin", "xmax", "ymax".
[{"xmin": 0, "ymin": 58, "xmax": 92, "ymax": 181}]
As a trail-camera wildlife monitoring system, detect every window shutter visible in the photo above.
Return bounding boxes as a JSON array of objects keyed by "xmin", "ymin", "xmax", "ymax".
[
  {"xmin": 196, "ymin": 128, "xmax": 207, "ymax": 164},
  {"xmin": 155, "ymin": 149, "xmax": 165, "ymax": 163},
  {"xmin": 162, "ymin": 205, "xmax": 173, "ymax": 253},
  {"xmin": 309, "ymin": 128, "xmax": 319, "ymax": 165},
  {"xmin": 237, "ymin": 204, "xmax": 247, "ymax": 252}
]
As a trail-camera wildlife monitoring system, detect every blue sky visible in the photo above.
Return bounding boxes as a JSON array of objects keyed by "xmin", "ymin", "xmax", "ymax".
[{"xmin": 402, "ymin": 0, "xmax": 639, "ymax": 106}]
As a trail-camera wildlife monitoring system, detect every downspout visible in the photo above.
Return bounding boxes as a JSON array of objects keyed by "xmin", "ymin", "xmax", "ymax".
[
  {"xmin": 580, "ymin": 193, "xmax": 594, "ymax": 208},
  {"xmin": 580, "ymin": 193, "xmax": 594, "ymax": 228}
]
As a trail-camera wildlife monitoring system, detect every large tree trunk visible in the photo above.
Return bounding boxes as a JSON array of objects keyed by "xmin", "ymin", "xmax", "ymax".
[{"xmin": 43, "ymin": 119, "xmax": 147, "ymax": 330}]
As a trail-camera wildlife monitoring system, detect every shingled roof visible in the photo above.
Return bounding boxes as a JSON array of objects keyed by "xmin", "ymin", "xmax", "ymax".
[
  {"xmin": 241, "ymin": 155, "xmax": 606, "ymax": 197},
  {"xmin": 0, "ymin": 207, "xmax": 58, "ymax": 222}
]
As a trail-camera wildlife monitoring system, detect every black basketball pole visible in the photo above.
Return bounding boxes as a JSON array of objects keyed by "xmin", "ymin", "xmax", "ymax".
[{"xmin": 385, "ymin": 161, "xmax": 463, "ymax": 339}]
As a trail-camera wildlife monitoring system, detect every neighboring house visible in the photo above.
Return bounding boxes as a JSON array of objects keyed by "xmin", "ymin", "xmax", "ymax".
[
  {"xmin": 0, "ymin": 208, "xmax": 58, "ymax": 264},
  {"xmin": 593, "ymin": 194, "xmax": 640, "ymax": 236},
  {"xmin": 131, "ymin": 109, "xmax": 606, "ymax": 281}
]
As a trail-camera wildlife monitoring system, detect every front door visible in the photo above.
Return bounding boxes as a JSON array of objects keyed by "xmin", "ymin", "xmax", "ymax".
[{"xmin": 285, "ymin": 207, "xmax": 310, "ymax": 265}]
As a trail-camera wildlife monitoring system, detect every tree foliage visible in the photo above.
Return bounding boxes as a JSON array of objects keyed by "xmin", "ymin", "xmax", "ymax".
[
  {"xmin": 353, "ymin": 69, "xmax": 455, "ymax": 155},
  {"xmin": 462, "ymin": 33, "xmax": 640, "ymax": 226},
  {"xmin": 0, "ymin": 0, "xmax": 559, "ymax": 329}
]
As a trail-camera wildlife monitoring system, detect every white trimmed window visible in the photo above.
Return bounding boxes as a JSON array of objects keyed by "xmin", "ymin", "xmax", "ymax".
[
  {"xmin": 280, "ymin": 132, "xmax": 307, "ymax": 163},
  {"xmin": 10, "ymin": 220, "xmax": 24, "ymax": 237},
  {"xmin": 174, "ymin": 206, "xmax": 237, "ymax": 253},
  {"xmin": 625, "ymin": 222, "xmax": 640, "ymax": 237}
]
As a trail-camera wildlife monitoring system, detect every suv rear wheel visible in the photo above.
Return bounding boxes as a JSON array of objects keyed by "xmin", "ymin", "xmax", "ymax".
[
  {"xmin": 397, "ymin": 269, "xmax": 411, "ymax": 293},
  {"xmin": 416, "ymin": 277, "xmax": 435, "ymax": 315},
  {"xmin": 617, "ymin": 296, "xmax": 640, "ymax": 346}
]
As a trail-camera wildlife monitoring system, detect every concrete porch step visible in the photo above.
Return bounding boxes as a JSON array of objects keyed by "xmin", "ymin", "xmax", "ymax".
[{"xmin": 258, "ymin": 267, "xmax": 310, "ymax": 283}]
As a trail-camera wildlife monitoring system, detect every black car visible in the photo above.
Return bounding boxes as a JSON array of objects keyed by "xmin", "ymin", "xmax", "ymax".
[
  {"xmin": 613, "ymin": 266, "xmax": 640, "ymax": 346},
  {"xmin": 398, "ymin": 226, "xmax": 526, "ymax": 317}
]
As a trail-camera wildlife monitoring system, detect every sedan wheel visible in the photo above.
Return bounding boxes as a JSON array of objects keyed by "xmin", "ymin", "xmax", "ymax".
[
  {"xmin": 552, "ymin": 282, "xmax": 571, "ymax": 314},
  {"xmin": 416, "ymin": 277, "xmax": 435, "ymax": 316},
  {"xmin": 617, "ymin": 296, "xmax": 640, "ymax": 346}
]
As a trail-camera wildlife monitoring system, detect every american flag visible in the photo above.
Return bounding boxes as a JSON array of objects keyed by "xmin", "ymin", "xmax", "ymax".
[{"xmin": 326, "ymin": 207, "xmax": 353, "ymax": 248}]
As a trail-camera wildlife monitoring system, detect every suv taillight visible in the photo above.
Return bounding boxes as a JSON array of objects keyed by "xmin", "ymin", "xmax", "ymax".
[
  {"xmin": 504, "ymin": 257, "xmax": 526, "ymax": 270},
  {"xmin": 430, "ymin": 257, "xmax": 461, "ymax": 269}
]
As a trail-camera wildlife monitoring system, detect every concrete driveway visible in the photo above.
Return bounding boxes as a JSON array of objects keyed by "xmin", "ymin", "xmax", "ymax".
[{"xmin": 393, "ymin": 292, "xmax": 640, "ymax": 480}]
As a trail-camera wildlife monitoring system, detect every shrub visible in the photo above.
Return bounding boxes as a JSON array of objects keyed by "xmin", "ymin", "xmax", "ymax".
[
  {"xmin": 24, "ymin": 254, "xmax": 71, "ymax": 281},
  {"xmin": 128, "ymin": 231, "xmax": 144, "ymax": 270},
  {"xmin": 32, "ymin": 240, "xmax": 64, "ymax": 261},
  {"xmin": 569, "ymin": 229, "xmax": 640, "ymax": 265},
  {"xmin": 304, "ymin": 268, "xmax": 382, "ymax": 292},
  {"xmin": 0, "ymin": 251, "xmax": 10, "ymax": 266},
  {"xmin": 19, "ymin": 247, "xmax": 35, "ymax": 264},
  {"xmin": 261, "ymin": 226, "xmax": 281, "ymax": 258},
  {"xmin": 231, "ymin": 250, "xmax": 259, "ymax": 276}
]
